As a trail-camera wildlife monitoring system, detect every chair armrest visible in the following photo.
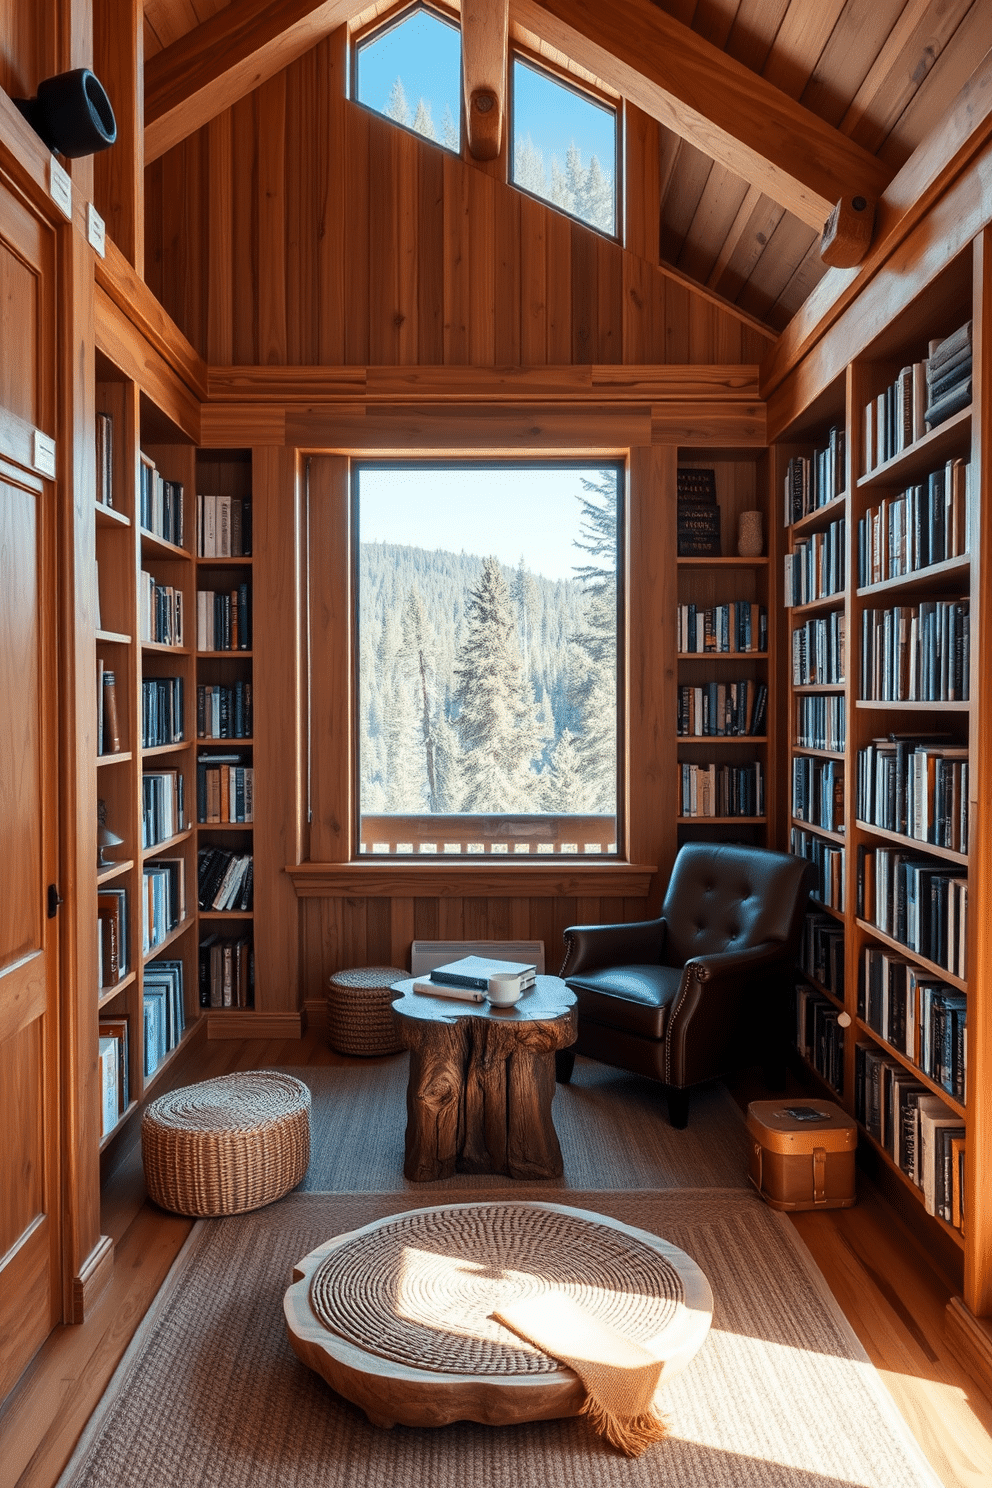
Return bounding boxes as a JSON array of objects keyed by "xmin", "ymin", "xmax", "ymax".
[
  {"xmin": 663, "ymin": 940, "xmax": 792, "ymax": 1088},
  {"xmin": 560, "ymin": 917, "xmax": 667, "ymax": 977},
  {"xmin": 685, "ymin": 939, "xmax": 787, "ymax": 985}
]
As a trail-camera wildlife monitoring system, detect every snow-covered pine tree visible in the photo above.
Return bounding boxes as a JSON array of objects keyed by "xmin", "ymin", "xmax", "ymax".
[
  {"xmin": 400, "ymin": 587, "xmax": 441, "ymax": 811},
  {"xmin": 441, "ymin": 103, "xmax": 459, "ymax": 152},
  {"xmin": 541, "ymin": 727, "xmax": 588, "ymax": 812},
  {"xmin": 453, "ymin": 556, "xmax": 546, "ymax": 812},
  {"xmin": 583, "ymin": 155, "xmax": 615, "ymax": 233},
  {"xmin": 569, "ymin": 473, "xmax": 620, "ymax": 810},
  {"xmin": 385, "ymin": 77, "xmax": 411, "ymax": 126},
  {"xmin": 513, "ymin": 133, "xmax": 546, "ymax": 197},
  {"xmin": 412, "ymin": 98, "xmax": 437, "ymax": 141}
]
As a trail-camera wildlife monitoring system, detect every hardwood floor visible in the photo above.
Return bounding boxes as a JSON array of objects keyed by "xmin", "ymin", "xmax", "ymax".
[{"xmin": 3, "ymin": 1035, "xmax": 992, "ymax": 1488}]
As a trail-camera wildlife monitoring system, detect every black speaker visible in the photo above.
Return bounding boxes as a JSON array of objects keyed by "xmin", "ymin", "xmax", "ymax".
[{"xmin": 15, "ymin": 69, "xmax": 117, "ymax": 158}]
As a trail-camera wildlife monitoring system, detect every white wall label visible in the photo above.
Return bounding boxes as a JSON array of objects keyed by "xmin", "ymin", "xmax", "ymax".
[
  {"xmin": 49, "ymin": 157, "xmax": 72, "ymax": 219},
  {"xmin": 87, "ymin": 203, "xmax": 106, "ymax": 257},
  {"xmin": 33, "ymin": 430, "xmax": 56, "ymax": 478}
]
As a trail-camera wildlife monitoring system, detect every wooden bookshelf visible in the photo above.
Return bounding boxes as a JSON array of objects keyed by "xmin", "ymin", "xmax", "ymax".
[
  {"xmin": 195, "ymin": 450, "xmax": 255, "ymax": 1020},
  {"xmin": 675, "ymin": 450, "xmax": 775, "ymax": 848},
  {"xmin": 94, "ymin": 352, "xmax": 198, "ymax": 1157},
  {"xmin": 775, "ymin": 239, "xmax": 980, "ymax": 1293}
]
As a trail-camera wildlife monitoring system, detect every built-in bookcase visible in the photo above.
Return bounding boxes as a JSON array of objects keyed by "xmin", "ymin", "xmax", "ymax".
[
  {"xmin": 675, "ymin": 450, "xmax": 777, "ymax": 849},
  {"xmin": 195, "ymin": 451, "xmax": 255, "ymax": 1022},
  {"xmin": 94, "ymin": 355, "xmax": 198, "ymax": 1150},
  {"xmin": 777, "ymin": 240, "xmax": 982, "ymax": 1271}
]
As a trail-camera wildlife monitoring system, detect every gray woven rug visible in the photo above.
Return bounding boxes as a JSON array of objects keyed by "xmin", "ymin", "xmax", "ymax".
[
  {"xmin": 290, "ymin": 1056, "xmax": 750, "ymax": 1192},
  {"xmin": 58, "ymin": 1188, "xmax": 941, "ymax": 1487}
]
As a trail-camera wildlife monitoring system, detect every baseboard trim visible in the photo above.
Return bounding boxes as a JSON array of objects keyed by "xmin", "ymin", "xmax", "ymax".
[
  {"xmin": 71, "ymin": 1234, "xmax": 114, "ymax": 1322},
  {"xmin": 206, "ymin": 1011, "xmax": 304, "ymax": 1039},
  {"xmin": 946, "ymin": 1296, "xmax": 992, "ymax": 1403},
  {"xmin": 303, "ymin": 997, "xmax": 328, "ymax": 1034}
]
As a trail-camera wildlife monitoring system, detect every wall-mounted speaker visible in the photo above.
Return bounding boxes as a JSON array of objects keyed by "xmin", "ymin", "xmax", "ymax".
[{"xmin": 15, "ymin": 69, "xmax": 117, "ymax": 158}]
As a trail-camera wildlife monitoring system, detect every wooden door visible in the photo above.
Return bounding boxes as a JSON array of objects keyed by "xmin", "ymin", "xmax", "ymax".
[{"xmin": 0, "ymin": 177, "xmax": 61, "ymax": 1402}]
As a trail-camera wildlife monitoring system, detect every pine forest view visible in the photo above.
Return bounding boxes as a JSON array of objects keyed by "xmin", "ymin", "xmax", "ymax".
[
  {"xmin": 355, "ymin": 8, "xmax": 617, "ymax": 236},
  {"xmin": 357, "ymin": 465, "xmax": 621, "ymax": 854}
]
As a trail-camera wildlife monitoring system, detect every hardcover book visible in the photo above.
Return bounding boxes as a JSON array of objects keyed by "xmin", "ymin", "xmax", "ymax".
[
  {"xmin": 677, "ymin": 502, "xmax": 722, "ymax": 556},
  {"xmin": 676, "ymin": 467, "xmax": 716, "ymax": 503},
  {"xmin": 429, "ymin": 954, "xmax": 537, "ymax": 991}
]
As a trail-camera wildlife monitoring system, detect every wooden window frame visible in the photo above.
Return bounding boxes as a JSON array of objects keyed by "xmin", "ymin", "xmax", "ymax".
[
  {"xmin": 350, "ymin": 455, "xmax": 627, "ymax": 862},
  {"xmin": 508, "ymin": 48, "xmax": 623, "ymax": 245},
  {"xmin": 350, "ymin": 0, "xmax": 464, "ymax": 157},
  {"xmin": 298, "ymin": 439, "xmax": 671, "ymax": 899}
]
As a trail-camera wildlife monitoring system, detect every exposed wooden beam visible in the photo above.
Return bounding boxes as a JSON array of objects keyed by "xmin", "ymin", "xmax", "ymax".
[
  {"xmin": 463, "ymin": 0, "xmax": 509, "ymax": 161},
  {"xmin": 762, "ymin": 47, "xmax": 992, "ymax": 402},
  {"xmin": 515, "ymin": 0, "xmax": 891, "ymax": 231},
  {"xmin": 144, "ymin": 0, "xmax": 355, "ymax": 161}
]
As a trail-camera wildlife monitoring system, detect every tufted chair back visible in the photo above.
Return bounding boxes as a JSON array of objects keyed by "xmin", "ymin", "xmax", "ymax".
[{"xmin": 662, "ymin": 841, "xmax": 810, "ymax": 968}]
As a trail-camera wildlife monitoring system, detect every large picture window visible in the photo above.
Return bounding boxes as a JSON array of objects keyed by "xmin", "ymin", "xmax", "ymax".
[{"xmin": 354, "ymin": 462, "xmax": 622, "ymax": 856}]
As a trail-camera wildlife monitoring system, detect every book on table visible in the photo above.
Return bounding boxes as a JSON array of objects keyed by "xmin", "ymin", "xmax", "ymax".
[{"xmin": 429, "ymin": 955, "xmax": 538, "ymax": 991}]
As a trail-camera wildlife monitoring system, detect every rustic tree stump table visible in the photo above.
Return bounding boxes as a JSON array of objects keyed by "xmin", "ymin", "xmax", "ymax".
[{"xmin": 390, "ymin": 975, "xmax": 577, "ymax": 1181}]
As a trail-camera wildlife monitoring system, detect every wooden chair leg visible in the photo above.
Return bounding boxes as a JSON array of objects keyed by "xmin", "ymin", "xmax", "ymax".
[
  {"xmin": 555, "ymin": 1048, "xmax": 576, "ymax": 1084},
  {"xmin": 667, "ymin": 1087, "xmax": 690, "ymax": 1128}
]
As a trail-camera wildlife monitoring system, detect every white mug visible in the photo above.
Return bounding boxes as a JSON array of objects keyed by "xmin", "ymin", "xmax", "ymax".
[{"xmin": 487, "ymin": 973, "xmax": 522, "ymax": 1006}]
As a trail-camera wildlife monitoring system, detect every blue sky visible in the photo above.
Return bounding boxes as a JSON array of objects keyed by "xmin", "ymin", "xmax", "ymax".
[
  {"xmin": 356, "ymin": 9, "xmax": 461, "ymax": 140},
  {"xmin": 357, "ymin": 466, "xmax": 617, "ymax": 582},
  {"xmin": 354, "ymin": 7, "xmax": 617, "ymax": 171},
  {"xmin": 512, "ymin": 58, "xmax": 616, "ymax": 176}
]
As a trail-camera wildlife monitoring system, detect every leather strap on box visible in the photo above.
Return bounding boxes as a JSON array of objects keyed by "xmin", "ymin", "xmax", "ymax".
[{"xmin": 813, "ymin": 1146, "xmax": 826, "ymax": 1204}]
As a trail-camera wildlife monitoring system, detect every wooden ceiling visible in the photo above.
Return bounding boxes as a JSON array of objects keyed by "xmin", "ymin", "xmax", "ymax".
[{"xmin": 142, "ymin": 0, "xmax": 990, "ymax": 332}]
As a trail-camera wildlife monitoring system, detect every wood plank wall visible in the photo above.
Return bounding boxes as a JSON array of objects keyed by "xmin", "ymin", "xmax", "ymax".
[
  {"xmin": 143, "ymin": 27, "xmax": 769, "ymax": 370},
  {"xmin": 140, "ymin": 25, "xmax": 767, "ymax": 1010}
]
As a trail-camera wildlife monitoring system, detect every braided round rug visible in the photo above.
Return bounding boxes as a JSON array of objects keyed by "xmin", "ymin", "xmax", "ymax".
[{"xmin": 308, "ymin": 1202, "xmax": 685, "ymax": 1375}]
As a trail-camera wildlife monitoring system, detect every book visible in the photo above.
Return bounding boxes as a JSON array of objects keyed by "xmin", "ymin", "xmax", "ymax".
[
  {"xmin": 412, "ymin": 980, "xmax": 486, "ymax": 1003},
  {"xmin": 925, "ymin": 378, "xmax": 971, "ymax": 429},
  {"xmin": 677, "ymin": 467, "xmax": 716, "ymax": 503},
  {"xmin": 98, "ymin": 1036, "xmax": 119, "ymax": 1138},
  {"xmin": 101, "ymin": 668, "xmax": 121, "ymax": 753},
  {"xmin": 429, "ymin": 955, "xmax": 537, "ymax": 991},
  {"xmin": 677, "ymin": 502, "xmax": 721, "ymax": 556}
]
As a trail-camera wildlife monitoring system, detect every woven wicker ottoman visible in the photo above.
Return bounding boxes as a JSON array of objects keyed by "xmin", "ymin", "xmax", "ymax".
[
  {"xmin": 141, "ymin": 1071, "xmax": 311, "ymax": 1216},
  {"xmin": 327, "ymin": 966, "xmax": 406, "ymax": 1056}
]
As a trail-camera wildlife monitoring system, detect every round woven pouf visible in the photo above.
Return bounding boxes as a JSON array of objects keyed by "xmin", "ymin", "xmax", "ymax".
[
  {"xmin": 327, "ymin": 966, "xmax": 407, "ymax": 1056},
  {"xmin": 141, "ymin": 1070, "xmax": 311, "ymax": 1217}
]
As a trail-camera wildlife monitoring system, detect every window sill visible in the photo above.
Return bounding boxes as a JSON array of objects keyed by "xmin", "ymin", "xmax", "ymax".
[{"xmin": 286, "ymin": 861, "xmax": 656, "ymax": 897}]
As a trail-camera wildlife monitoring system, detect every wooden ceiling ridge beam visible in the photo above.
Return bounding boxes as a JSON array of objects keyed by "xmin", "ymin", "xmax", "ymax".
[
  {"xmin": 144, "ymin": 0, "xmax": 357, "ymax": 161},
  {"xmin": 515, "ymin": 0, "xmax": 891, "ymax": 232},
  {"xmin": 463, "ymin": 0, "xmax": 509, "ymax": 161},
  {"xmin": 762, "ymin": 46, "xmax": 992, "ymax": 403}
]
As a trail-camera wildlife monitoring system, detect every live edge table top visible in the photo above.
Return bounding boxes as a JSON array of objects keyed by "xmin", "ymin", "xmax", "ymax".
[
  {"xmin": 390, "ymin": 974, "xmax": 577, "ymax": 1027},
  {"xmin": 390, "ymin": 976, "xmax": 577, "ymax": 1182}
]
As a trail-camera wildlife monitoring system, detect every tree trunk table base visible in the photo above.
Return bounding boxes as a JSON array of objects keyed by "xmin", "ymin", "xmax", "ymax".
[
  {"xmin": 284, "ymin": 1200, "xmax": 713, "ymax": 1430},
  {"xmin": 391, "ymin": 976, "xmax": 577, "ymax": 1182}
]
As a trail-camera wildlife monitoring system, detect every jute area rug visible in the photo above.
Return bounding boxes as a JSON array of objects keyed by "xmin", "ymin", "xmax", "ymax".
[
  {"xmin": 59, "ymin": 1187, "xmax": 941, "ymax": 1488},
  {"xmin": 291, "ymin": 1055, "xmax": 751, "ymax": 1192}
]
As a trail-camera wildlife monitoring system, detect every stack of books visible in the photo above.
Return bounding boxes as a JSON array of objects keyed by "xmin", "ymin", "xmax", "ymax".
[
  {"xmin": 799, "ymin": 912, "xmax": 845, "ymax": 998},
  {"xmin": 925, "ymin": 321, "xmax": 972, "ymax": 430},
  {"xmin": 414, "ymin": 955, "xmax": 537, "ymax": 1002},
  {"xmin": 676, "ymin": 467, "xmax": 721, "ymax": 556},
  {"xmin": 784, "ymin": 515, "xmax": 846, "ymax": 605},
  {"xmin": 197, "ymin": 847, "xmax": 253, "ymax": 912}
]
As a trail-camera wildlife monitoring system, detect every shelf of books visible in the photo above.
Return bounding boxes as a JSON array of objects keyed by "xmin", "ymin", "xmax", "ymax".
[
  {"xmin": 195, "ymin": 451, "xmax": 255, "ymax": 1022},
  {"xmin": 778, "ymin": 242, "xmax": 978, "ymax": 1260},
  {"xmin": 95, "ymin": 355, "xmax": 199, "ymax": 1152},
  {"xmin": 675, "ymin": 451, "xmax": 775, "ymax": 846}
]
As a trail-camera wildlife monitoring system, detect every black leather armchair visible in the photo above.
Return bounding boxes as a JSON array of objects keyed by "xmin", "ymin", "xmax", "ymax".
[{"xmin": 556, "ymin": 842, "xmax": 816, "ymax": 1127}]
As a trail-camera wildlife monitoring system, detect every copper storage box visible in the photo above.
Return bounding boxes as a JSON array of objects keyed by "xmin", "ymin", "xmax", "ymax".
[{"xmin": 746, "ymin": 1100, "xmax": 857, "ymax": 1211}]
